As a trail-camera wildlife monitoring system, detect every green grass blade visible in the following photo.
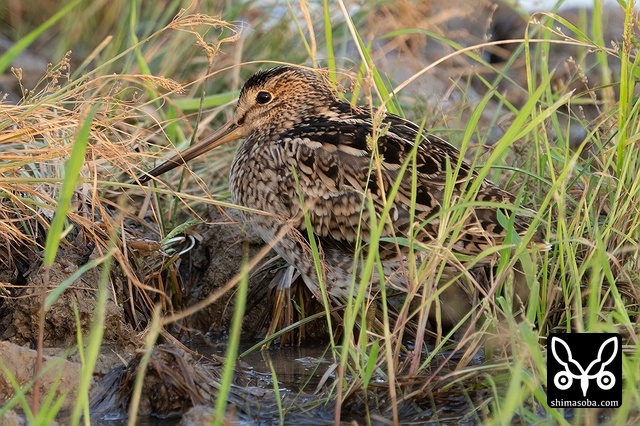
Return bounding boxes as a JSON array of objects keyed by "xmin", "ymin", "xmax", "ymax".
[
  {"xmin": 323, "ymin": 0, "xmax": 337, "ymax": 82},
  {"xmin": 129, "ymin": 0, "xmax": 151, "ymax": 76},
  {"xmin": 44, "ymin": 253, "xmax": 110, "ymax": 309},
  {"xmin": 43, "ymin": 103, "xmax": 100, "ymax": 267},
  {"xmin": 70, "ymin": 247, "xmax": 114, "ymax": 426},
  {"xmin": 265, "ymin": 356, "xmax": 284, "ymax": 425},
  {"xmin": 171, "ymin": 92, "xmax": 239, "ymax": 111},
  {"xmin": 362, "ymin": 340, "xmax": 379, "ymax": 389},
  {"xmin": 214, "ymin": 262, "xmax": 249, "ymax": 426},
  {"xmin": 127, "ymin": 310, "xmax": 162, "ymax": 426},
  {"xmin": 0, "ymin": 361, "xmax": 34, "ymax": 421},
  {"xmin": 0, "ymin": 0, "xmax": 82, "ymax": 75}
]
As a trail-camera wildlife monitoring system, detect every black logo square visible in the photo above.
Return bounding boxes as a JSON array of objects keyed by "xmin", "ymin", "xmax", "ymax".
[{"xmin": 547, "ymin": 333, "xmax": 622, "ymax": 408}]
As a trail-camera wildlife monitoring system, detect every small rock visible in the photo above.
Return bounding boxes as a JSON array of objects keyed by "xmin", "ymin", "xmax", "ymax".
[{"xmin": 0, "ymin": 341, "xmax": 83, "ymax": 411}]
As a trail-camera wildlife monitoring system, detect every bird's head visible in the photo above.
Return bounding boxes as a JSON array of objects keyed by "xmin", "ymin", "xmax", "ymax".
[{"xmin": 138, "ymin": 66, "xmax": 335, "ymax": 183}]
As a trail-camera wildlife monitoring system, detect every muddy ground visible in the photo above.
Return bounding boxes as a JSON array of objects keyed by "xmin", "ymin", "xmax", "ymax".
[
  {"xmin": 0, "ymin": 203, "xmax": 340, "ymax": 422},
  {"xmin": 0, "ymin": 206, "xmax": 253, "ymax": 405}
]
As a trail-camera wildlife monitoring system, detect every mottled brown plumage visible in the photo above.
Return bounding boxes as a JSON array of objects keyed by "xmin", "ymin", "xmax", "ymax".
[{"xmin": 139, "ymin": 66, "xmax": 541, "ymax": 316}]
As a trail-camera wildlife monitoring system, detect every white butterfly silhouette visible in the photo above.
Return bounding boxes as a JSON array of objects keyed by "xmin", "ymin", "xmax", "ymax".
[{"xmin": 551, "ymin": 336, "xmax": 617, "ymax": 397}]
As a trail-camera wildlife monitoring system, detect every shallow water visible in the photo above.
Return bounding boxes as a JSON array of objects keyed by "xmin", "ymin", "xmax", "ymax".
[
  {"xmin": 211, "ymin": 343, "xmax": 335, "ymax": 392},
  {"xmin": 88, "ymin": 342, "xmax": 339, "ymax": 425},
  {"xmin": 84, "ymin": 336, "xmax": 491, "ymax": 425}
]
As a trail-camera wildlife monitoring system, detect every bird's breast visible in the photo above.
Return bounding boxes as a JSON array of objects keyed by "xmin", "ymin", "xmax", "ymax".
[{"xmin": 229, "ymin": 137, "xmax": 300, "ymax": 220}]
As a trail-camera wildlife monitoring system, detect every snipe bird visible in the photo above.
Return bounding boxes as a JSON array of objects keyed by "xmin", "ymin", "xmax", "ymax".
[{"xmin": 139, "ymin": 66, "xmax": 540, "ymax": 324}]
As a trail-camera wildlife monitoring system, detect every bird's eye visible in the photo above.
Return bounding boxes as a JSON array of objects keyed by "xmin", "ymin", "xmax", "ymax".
[{"xmin": 256, "ymin": 91, "xmax": 272, "ymax": 104}]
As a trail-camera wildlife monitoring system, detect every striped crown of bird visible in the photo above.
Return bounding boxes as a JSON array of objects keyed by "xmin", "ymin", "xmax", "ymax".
[{"xmin": 139, "ymin": 65, "xmax": 542, "ymax": 312}]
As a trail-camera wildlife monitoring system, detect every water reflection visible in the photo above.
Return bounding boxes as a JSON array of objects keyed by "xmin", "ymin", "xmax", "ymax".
[{"xmin": 208, "ymin": 342, "xmax": 334, "ymax": 392}]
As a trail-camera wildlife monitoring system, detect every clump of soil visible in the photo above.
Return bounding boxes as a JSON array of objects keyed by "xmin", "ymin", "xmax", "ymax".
[
  {"xmin": 0, "ymin": 341, "xmax": 82, "ymax": 410},
  {"xmin": 1, "ymin": 251, "xmax": 135, "ymax": 348},
  {"xmin": 0, "ymin": 239, "xmax": 141, "ymax": 417},
  {"xmin": 178, "ymin": 207, "xmax": 267, "ymax": 335},
  {"xmin": 179, "ymin": 206, "xmax": 332, "ymax": 343},
  {"xmin": 90, "ymin": 343, "xmax": 225, "ymax": 419}
]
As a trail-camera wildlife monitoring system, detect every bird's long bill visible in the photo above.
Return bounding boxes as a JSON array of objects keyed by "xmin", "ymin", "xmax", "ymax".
[{"xmin": 138, "ymin": 118, "xmax": 242, "ymax": 183}]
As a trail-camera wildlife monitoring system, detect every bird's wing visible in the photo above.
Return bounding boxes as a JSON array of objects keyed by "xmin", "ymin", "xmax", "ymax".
[{"xmin": 275, "ymin": 107, "xmax": 536, "ymax": 257}]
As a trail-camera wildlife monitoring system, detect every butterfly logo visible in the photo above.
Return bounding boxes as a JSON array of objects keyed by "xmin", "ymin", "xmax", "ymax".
[{"xmin": 551, "ymin": 335, "xmax": 618, "ymax": 397}]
